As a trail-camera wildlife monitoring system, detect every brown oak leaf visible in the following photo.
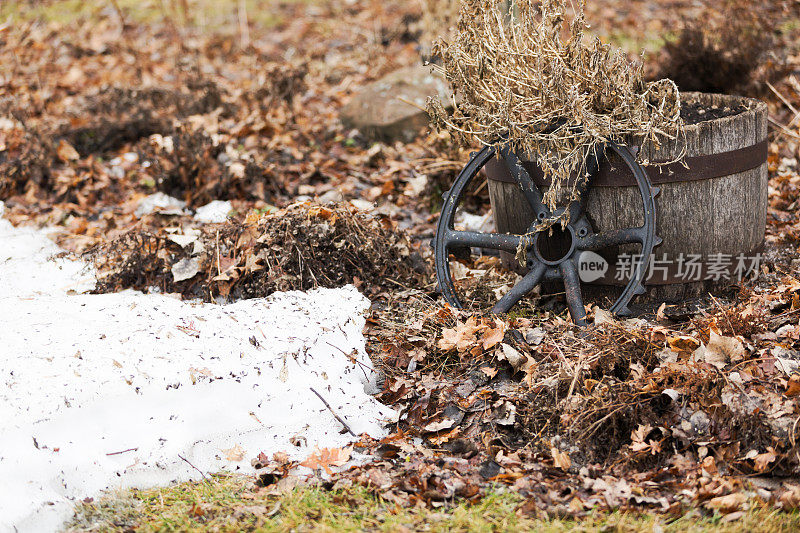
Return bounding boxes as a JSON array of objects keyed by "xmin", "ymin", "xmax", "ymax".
[{"xmin": 300, "ymin": 446, "xmax": 352, "ymax": 475}]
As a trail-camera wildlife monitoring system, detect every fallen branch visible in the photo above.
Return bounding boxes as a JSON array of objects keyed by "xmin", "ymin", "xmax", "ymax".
[
  {"xmin": 178, "ymin": 453, "xmax": 211, "ymax": 483},
  {"xmin": 769, "ymin": 116, "xmax": 800, "ymax": 140},
  {"xmin": 105, "ymin": 447, "xmax": 138, "ymax": 456},
  {"xmin": 309, "ymin": 386, "xmax": 356, "ymax": 436}
]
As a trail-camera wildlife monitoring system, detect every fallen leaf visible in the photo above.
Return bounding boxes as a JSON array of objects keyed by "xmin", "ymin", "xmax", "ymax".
[
  {"xmin": 497, "ymin": 343, "xmax": 523, "ymax": 369},
  {"xmin": 222, "ymin": 444, "xmax": 247, "ymax": 462},
  {"xmin": 56, "ymin": 139, "xmax": 79, "ymax": 162},
  {"xmin": 779, "ymin": 484, "xmax": 800, "ymax": 509},
  {"xmin": 593, "ymin": 306, "xmax": 614, "ymax": 325},
  {"xmin": 753, "ymin": 448, "xmax": 777, "ymax": 472},
  {"xmin": 702, "ymin": 455, "xmax": 718, "ymax": 474},
  {"xmin": 698, "ymin": 329, "xmax": 745, "ymax": 369},
  {"xmin": 721, "ymin": 511, "xmax": 745, "ymax": 522},
  {"xmin": 786, "ymin": 375, "xmax": 800, "ymax": 397},
  {"xmin": 308, "ymin": 206, "xmax": 336, "ymax": 222},
  {"xmin": 706, "ymin": 492, "xmax": 746, "ymax": 513},
  {"xmin": 300, "ymin": 446, "xmax": 352, "ymax": 475},
  {"xmin": 481, "ymin": 320, "xmax": 506, "ymax": 349},
  {"xmin": 423, "ymin": 418, "xmax": 457, "ymax": 432},
  {"xmin": 668, "ymin": 335, "xmax": 700, "ymax": 353},
  {"xmin": 171, "ymin": 257, "xmax": 200, "ymax": 282},
  {"xmin": 273, "ymin": 451, "xmax": 290, "ymax": 465},
  {"xmin": 630, "ymin": 424, "xmax": 659, "ymax": 455},
  {"xmin": 438, "ymin": 316, "xmax": 483, "ymax": 352},
  {"xmin": 551, "ymin": 447, "xmax": 571, "ymax": 470},
  {"xmin": 480, "ymin": 366, "xmax": 498, "ymax": 378}
]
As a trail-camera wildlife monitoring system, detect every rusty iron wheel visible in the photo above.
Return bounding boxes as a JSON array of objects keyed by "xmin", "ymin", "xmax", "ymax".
[{"xmin": 433, "ymin": 143, "xmax": 661, "ymax": 325}]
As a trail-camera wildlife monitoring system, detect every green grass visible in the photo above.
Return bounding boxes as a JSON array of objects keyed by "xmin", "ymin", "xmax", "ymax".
[
  {"xmin": 67, "ymin": 473, "xmax": 800, "ymax": 532},
  {"xmin": 1, "ymin": 0, "xmax": 299, "ymax": 31},
  {"xmin": 602, "ymin": 29, "xmax": 676, "ymax": 56}
]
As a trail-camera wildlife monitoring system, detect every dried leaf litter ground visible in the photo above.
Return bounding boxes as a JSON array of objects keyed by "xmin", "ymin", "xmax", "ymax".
[{"xmin": 2, "ymin": 0, "xmax": 800, "ymax": 526}]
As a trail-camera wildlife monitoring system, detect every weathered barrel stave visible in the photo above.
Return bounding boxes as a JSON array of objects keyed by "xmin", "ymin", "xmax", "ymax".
[{"xmin": 488, "ymin": 92, "xmax": 768, "ymax": 303}]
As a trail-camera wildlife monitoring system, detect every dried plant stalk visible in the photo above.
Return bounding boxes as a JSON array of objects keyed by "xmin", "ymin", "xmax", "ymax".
[{"xmin": 428, "ymin": 0, "xmax": 683, "ymax": 225}]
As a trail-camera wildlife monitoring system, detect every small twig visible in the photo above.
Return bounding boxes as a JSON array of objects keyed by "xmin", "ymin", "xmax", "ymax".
[
  {"xmin": 108, "ymin": 0, "xmax": 127, "ymax": 28},
  {"xmin": 565, "ymin": 352, "xmax": 585, "ymax": 401},
  {"xmin": 238, "ymin": 0, "xmax": 250, "ymax": 49},
  {"xmin": 398, "ymin": 96, "xmax": 427, "ymax": 112},
  {"xmin": 766, "ymin": 80, "xmax": 800, "ymax": 130},
  {"xmin": 767, "ymin": 81, "xmax": 800, "ymax": 118},
  {"xmin": 326, "ymin": 340, "xmax": 374, "ymax": 374},
  {"xmin": 309, "ymin": 386, "xmax": 356, "ymax": 436},
  {"xmin": 178, "ymin": 453, "xmax": 211, "ymax": 483},
  {"xmin": 708, "ymin": 293, "xmax": 735, "ymax": 335},
  {"xmin": 768, "ymin": 116, "xmax": 800, "ymax": 140},
  {"xmin": 215, "ymin": 229, "xmax": 221, "ymax": 276},
  {"xmin": 106, "ymin": 447, "xmax": 138, "ymax": 456}
]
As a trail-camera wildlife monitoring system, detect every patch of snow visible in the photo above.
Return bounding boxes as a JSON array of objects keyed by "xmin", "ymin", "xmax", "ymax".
[
  {"xmin": 454, "ymin": 210, "xmax": 494, "ymax": 233},
  {"xmin": 0, "ymin": 207, "xmax": 395, "ymax": 532},
  {"xmin": 0, "ymin": 212, "xmax": 95, "ymax": 297},
  {"xmin": 134, "ymin": 192, "xmax": 187, "ymax": 218},
  {"xmin": 318, "ymin": 189, "xmax": 344, "ymax": 204},
  {"xmin": 350, "ymin": 198, "xmax": 374, "ymax": 211},
  {"xmin": 194, "ymin": 200, "xmax": 233, "ymax": 223}
]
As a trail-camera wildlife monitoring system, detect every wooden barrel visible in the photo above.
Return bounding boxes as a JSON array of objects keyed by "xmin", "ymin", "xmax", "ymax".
[{"xmin": 486, "ymin": 92, "xmax": 768, "ymax": 303}]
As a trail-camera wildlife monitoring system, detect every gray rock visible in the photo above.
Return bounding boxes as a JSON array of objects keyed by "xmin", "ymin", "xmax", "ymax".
[{"xmin": 340, "ymin": 64, "xmax": 450, "ymax": 142}]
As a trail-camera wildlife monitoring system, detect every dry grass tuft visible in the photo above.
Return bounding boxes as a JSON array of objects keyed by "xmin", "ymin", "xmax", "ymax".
[{"xmin": 427, "ymin": 0, "xmax": 683, "ymax": 226}]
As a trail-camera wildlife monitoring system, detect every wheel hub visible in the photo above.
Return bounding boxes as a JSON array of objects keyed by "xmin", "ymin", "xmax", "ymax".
[{"xmin": 531, "ymin": 225, "xmax": 576, "ymax": 266}]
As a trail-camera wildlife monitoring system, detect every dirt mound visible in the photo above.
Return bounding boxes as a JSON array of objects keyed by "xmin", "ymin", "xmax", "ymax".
[
  {"xmin": 86, "ymin": 202, "xmax": 429, "ymax": 300},
  {"xmin": 57, "ymin": 82, "xmax": 228, "ymax": 156}
]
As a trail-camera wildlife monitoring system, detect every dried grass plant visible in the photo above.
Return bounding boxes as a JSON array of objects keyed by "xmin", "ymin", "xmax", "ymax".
[{"xmin": 427, "ymin": 0, "xmax": 684, "ymax": 226}]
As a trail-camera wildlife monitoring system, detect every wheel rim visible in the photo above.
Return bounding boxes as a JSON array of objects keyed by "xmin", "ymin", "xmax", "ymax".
[{"xmin": 433, "ymin": 143, "xmax": 660, "ymax": 325}]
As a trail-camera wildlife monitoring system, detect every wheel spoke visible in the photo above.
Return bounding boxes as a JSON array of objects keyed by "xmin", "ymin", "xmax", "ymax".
[
  {"xmin": 577, "ymin": 226, "xmax": 645, "ymax": 251},
  {"xmin": 498, "ymin": 146, "xmax": 548, "ymax": 217},
  {"xmin": 560, "ymin": 261, "xmax": 587, "ymax": 325},
  {"xmin": 567, "ymin": 146, "xmax": 603, "ymax": 222},
  {"xmin": 444, "ymin": 230, "xmax": 520, "ymax": 254},
  {"xmin": 491, "ymin": 262, "xmax": 546, "ymax": 314}
]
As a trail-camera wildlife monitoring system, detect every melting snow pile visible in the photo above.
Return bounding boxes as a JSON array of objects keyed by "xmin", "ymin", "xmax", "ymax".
[{"xmin": 0, "ymin": 205, "xmax": 395, "ymax": 532}]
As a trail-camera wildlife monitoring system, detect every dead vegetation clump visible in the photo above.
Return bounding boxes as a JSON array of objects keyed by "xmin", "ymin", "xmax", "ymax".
[
  {"xmin": 88, "ymin": 231, "xmax": 171, "ymax": 293},
  {"xmin": 0, "ymin": 120, "xmax": 53, "ymax": 199},
  {"xmin": 256, "ymin": 63, "xmax": 309, "ymax": 109},
  {"xmin": 231, "ymin": 204, "xmax": 428, "ymax": 297},
  {"xmin": 366, "ymin": 296, "xmax": 800, "ymax": 479},
  {"xmin": 654, "ymin": 0, "xmax": 795, "ymax": 96},
  {"xmin": 57, "ymin": 82, "xmax": 228, "ymax": 156},
  {"xmin": 18, "ymin": 64, "xmax": 307, "ymax": 208},
  {"xmin": 87, "ymin": 203, "xmax": 429, "ymax": 300},
  {"xmin": 427, "ymin": 0, "xmax": 683, "ymax": 225},
  {"xmin": 134, "ymin": 126, "xmax": 277, "ymax": 207}
]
